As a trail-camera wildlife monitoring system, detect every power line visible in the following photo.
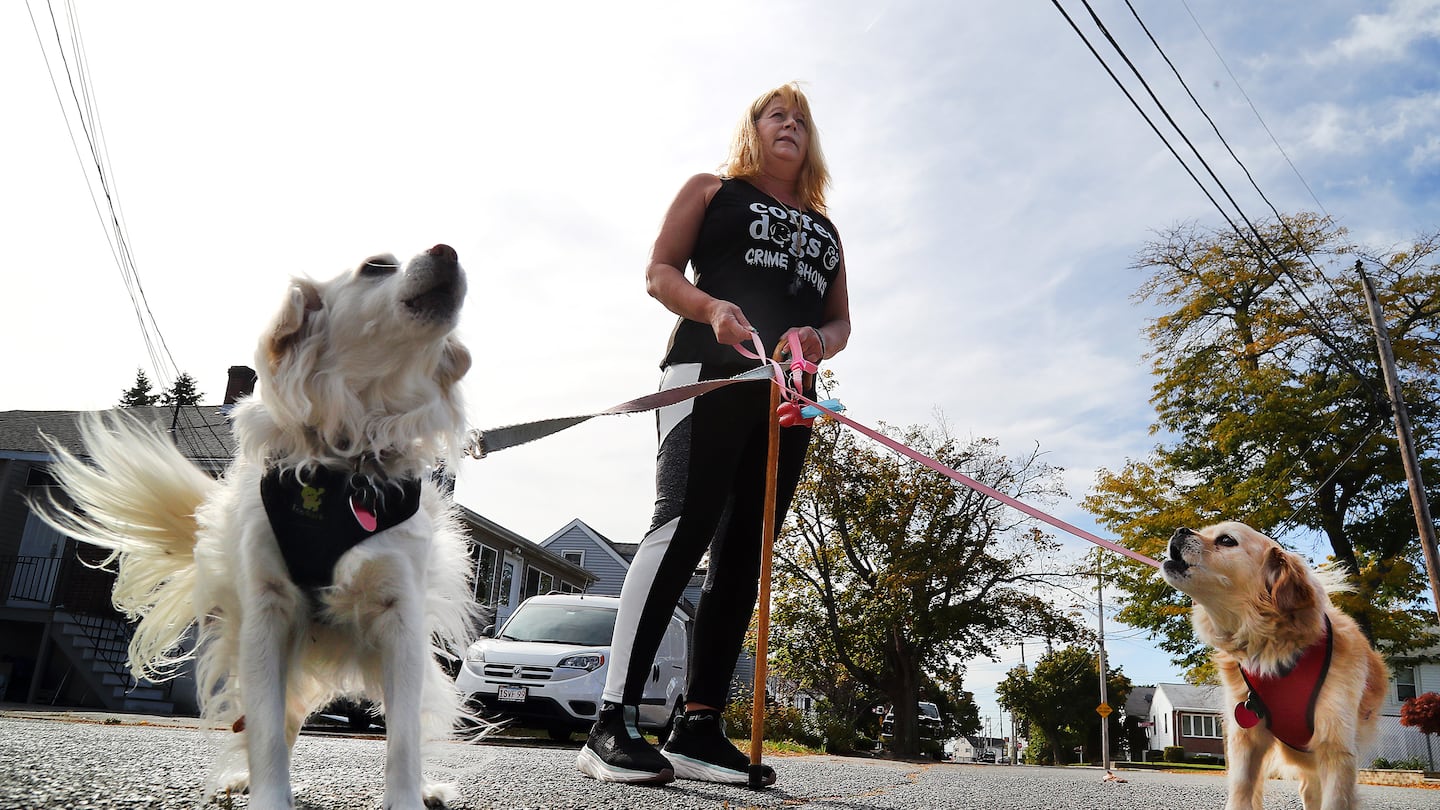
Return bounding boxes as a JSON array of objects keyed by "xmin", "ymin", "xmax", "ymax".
[
  {"xmin": 1176, "ymin": 0, "xmax": 1330, "ymax": 219},
  {"xmin": 1118, "ymin": 0, "xmax": 1358, "ymax": 322},
  {"xmin": 28, "ymin": 0, "xmax": 180, "ymax": 390},
  {"xmin": 1051, "ymin": 0, "xmax": 1395, "ymax": 521},
  {"xmin": 1064, "ymin": 0, "xmax": 1369, "ymax": 392}
]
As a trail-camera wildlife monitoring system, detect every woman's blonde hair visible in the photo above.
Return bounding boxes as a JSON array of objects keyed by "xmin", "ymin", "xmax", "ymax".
[{"xmin": 721, "ymin": 82, "xmax": 830, "ymax": 214}]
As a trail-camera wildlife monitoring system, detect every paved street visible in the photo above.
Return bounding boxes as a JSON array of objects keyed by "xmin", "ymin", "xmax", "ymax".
[{"xmin": 0, "ymin": 711, "xmax": 1434, "ymax": 809}]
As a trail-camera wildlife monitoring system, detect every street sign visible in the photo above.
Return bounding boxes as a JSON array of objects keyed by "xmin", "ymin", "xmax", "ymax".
[{"xmin": 1095, "ymin": 703, "xmax": 1113, "ymax": 718}]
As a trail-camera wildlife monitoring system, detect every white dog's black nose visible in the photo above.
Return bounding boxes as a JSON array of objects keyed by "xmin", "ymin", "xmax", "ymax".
[{"xmin": 1168, "ymin": 528, "xmax": 1194, "ymax": 561}]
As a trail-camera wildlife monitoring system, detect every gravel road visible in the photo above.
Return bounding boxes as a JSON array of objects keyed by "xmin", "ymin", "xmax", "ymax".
[{"xmin": 1, "ymin": 712, "xmax": 1433, "ymax": 809}]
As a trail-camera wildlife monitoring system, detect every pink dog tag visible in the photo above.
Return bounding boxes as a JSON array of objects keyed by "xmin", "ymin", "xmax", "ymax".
[
  {"xmin": 351, "ymin": 498, "xmax": 378, "ymax": 532},
  {"xmin": 1234, "ymin": 702, "xmax": 1261, "ymax": 729}
]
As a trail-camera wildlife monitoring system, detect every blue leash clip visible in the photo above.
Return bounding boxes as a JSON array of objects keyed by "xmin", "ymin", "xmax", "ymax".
[{"xmin": 800, "ymin": 399, "xmax": 844, "ymax": 420}]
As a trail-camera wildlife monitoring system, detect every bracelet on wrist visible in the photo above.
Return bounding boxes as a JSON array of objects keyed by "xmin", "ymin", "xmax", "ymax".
[{"xmin": 812, "ymin": 326, "xmax": 827, "ymax": 360}]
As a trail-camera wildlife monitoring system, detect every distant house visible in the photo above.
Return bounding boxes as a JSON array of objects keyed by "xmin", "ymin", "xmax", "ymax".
[
  {"xmin": 1122, "ymin": 685, "xmax": 1155, "ymax": 760},
  {"xmin": 535, "ymin": 518, "xmax": 761, "ymax": 696},
  {"xmin": 0, "ymin": 367, "xmax": 591, "ymax": 715},
  {"xmin": 1375, "ymin": 628, "xmax": 1440, "ymax": 765},
  {"xmin": 461, "ymin": 510, "xmax": 593, "ymax": 630},
  {"xmin": 1148, "ymin": 647, "xmax": 1439, "ymax": 766},
  {"xmin": 1149, "ymin": 683, "xmax": 1226, "ymax": 759},
  {"xmin": 538, "ymin": 518, "xmax": 705, "ymax": 611},
  {"xmin": 0, "ymin": 402, "xmax": 235, "ymax": 715}
]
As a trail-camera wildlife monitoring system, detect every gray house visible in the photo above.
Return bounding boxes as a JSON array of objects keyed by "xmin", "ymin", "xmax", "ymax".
[
  {"xmin": 537, "ymin": 518, "xmax": 759, "ymax": 693},
  {"xmin": 0, "ymin": 367, "xmax": 592, "ymax": 715}
]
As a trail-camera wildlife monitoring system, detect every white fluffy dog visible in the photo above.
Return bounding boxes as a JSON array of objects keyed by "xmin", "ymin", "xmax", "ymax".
[
  {"xmin": 39, "ymin": 245, "xmax": 478, "ymax": 809},
  {"xmin": 1163, "ymin": 522, "xmax": 1388, "ymax": 810}
]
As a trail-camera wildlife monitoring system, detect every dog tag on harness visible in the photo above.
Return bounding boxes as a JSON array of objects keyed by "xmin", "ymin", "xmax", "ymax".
[
  {"xmin": 1234, "ymin": 701, "xmax": 1261, "ymax": 729},
  {"xmin": 351, "ymin": 498, "xmax": 378, "ymax": 532}
]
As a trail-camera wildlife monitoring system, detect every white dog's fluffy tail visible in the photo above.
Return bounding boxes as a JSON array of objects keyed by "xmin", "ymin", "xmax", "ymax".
[{"xmin": 36, "ymin": 411, "xmax": 217, "ymax": 680}]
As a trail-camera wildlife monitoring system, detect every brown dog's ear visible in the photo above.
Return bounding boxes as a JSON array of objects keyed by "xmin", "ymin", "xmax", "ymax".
[
  {"xmin": 1264, "ymin": 545, "xmax": 1317, "ymax": 615},
  {"xmin": 438, "ymin": 335, "xmax": 472, "ymax": 390},
  {"xmin": 264, "ymin": 279, "xmax": 323, "ymax": 369}
]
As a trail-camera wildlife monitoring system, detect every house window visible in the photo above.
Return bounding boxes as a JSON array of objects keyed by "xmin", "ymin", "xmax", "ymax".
[
  {"xmin": 1181, "ymin": 713, "xmax": 1222, "ymax": 739},
  {"xmin": 1396, "ymin": 666, "xmax": 1417, "ymax": 702},
  {"xmin": 558, "ymin": 581, "xmax": 581, "ymax": 594},
  {"xmin": 474, "ymin": 546, "xmax": 499, "ymax": 604},
  {"xmin": 563, "ymin": 550, "xmax": 584, "ymax": 567},
  {"xmin": 523, "ymin": 567, "xmax": 555, "ymax": 600}
]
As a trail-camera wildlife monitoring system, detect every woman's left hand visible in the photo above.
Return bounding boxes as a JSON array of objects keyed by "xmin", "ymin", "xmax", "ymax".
[{"xmin": 781, "ymin": 325, "xmax": 826, "ymax": 364}]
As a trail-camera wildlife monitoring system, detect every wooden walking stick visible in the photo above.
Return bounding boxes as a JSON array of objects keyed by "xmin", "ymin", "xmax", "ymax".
[{"xmin": 748, "ymin": 342, "xmax": 786, "ymax": 789}]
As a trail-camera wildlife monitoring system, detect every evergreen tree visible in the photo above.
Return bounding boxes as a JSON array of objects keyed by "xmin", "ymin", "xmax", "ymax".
[
  {"xmin": 160, "ymin": 372, "xmax": 202, "ymax": 406},
  {"xmin": 118, "ymin": 369, "xmax": 158, "ymax": 408}
]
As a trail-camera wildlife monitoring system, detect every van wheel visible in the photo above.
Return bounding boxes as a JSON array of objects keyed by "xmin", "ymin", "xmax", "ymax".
[
  {"xmin": 547, "ymin": 727, "xmax": 573, "ymax": 742},
  {"xmin": 656, "ymin": 701, "xmax": 684, "ymax": 745}
]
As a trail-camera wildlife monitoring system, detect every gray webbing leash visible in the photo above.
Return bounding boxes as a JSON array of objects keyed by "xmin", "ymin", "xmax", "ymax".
[{"xmin": 463, "ymin": 365, "xmax": 775, "ymax": 458}]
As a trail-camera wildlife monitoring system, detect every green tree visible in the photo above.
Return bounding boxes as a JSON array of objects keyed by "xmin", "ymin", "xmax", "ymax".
[
  {"xmin": 159, "ymin": 372, "xmax": 201, "ymax": 406},
  {"xmin": 1083, "ymin": 214, "xmax": 1440, "ymax": 675},
  {"xmin": 118, "ymin": 369, "xmax": 158, "ymax": 408},
  {"xmin": 772, "ymin": 380, "xmax": 1086, "ymax": 756},
  {"xmin": 997, "ymin": 645, "xmax": 1131, "ymax": 765}
]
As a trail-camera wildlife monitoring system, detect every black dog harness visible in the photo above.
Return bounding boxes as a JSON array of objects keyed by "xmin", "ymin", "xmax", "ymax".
[{"xmin": 260, "ymin": 466, "xmax": 422, "ymax": 591}]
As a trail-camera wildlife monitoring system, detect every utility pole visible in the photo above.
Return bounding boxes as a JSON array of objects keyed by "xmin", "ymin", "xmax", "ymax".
[
  {"xmin": 1358, "ymin": 261, "xmax": 1440, "ymax": 618},
  {"xmin": 1097, "ymin": 550, "xmax": 1111, "ymax": 772}
]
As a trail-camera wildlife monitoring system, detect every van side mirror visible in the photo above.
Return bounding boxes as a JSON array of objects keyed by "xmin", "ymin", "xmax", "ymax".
[{"xmin": 482, "ymin": 624, "xmax": 495, "ymax": 638}]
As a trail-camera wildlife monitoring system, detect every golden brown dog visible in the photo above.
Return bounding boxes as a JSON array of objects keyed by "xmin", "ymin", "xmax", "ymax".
[{"xmin": 1162, "ymin": 522, "xmax": 1388, "ymax": 810}]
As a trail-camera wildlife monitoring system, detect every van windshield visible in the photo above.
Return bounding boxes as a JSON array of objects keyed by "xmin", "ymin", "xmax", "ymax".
[{"xmin": 499, "ymin": 604, "xmax": 618, "ymax": 646}]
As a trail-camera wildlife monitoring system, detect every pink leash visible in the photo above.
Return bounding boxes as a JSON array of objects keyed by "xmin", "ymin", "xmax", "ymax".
[{"xmin": 742, "ymin": 332, "xmax": 1162, "ymax": 570}]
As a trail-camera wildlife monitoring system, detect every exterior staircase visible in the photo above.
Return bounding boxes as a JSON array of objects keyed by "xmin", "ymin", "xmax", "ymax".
[{"xmin": 50, "ymin": 610, "xmax": 175, "ymax": 714}]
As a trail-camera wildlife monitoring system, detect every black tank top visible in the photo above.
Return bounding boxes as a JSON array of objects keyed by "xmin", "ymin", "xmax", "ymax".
[{"xmin": 660, "ymin": 177, "xmax": 843, "ymax": 370}]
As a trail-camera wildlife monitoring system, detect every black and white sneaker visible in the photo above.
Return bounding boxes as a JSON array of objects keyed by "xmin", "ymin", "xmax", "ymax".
[
  {"xmin": 661, "ymin": 709, "xmax": 776, "ymax": 786},
  {"xmin": 576, "ymin": 703, "xmax": 675, "ymax": 784}
]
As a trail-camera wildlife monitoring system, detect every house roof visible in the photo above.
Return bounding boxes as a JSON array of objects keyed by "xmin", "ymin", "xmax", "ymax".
[
  {"xmin": 2, "ymin": 407, "xmax": 592, "ymax": 586},
  {"xmin": 0, "ymin": 406, "xmax": 236, "ymax": 472},
  {"xmin": 539, "ymin": 518, "xmax": 635, "ymax": 569},
  {"xmin": 1124, "ymin": 685, "xmax": 1155, "ymax": 717},
  {"xmin": 459, "ymin": 507, "xmax": 594, "ymax": 584},
  {"xmin": 1155, "ymin": 683, "xmax": 1225, "ymax": 713}
]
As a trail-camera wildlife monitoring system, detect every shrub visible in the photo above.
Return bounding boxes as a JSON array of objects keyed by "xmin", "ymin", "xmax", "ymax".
[
  {"xmin": 1371, "ymin": 757, "xmax": 1392, "ymax": 770},
  {"xmin": 1163, "ymin": 746, "xmax": 1186, "ymax": 763},
  {"xmin": 1400, "ymin": 692, "xmax": 1440, "ymax": 736}
]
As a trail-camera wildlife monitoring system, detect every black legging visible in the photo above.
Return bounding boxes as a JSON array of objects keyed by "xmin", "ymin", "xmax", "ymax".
[{"xmin": 601, "ymin": 363, "xmax": 811, "ymax": 708}]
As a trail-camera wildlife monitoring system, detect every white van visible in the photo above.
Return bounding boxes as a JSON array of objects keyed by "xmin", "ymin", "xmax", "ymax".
[{"xmin": 455, "ymin": 593, "xmax": 688, "ymax": 740}]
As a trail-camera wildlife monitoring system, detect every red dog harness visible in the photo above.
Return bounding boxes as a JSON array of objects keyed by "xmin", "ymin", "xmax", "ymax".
[{"xmin": 1234, "ymin": 615, "xmax": 1333, "ymax": 751}]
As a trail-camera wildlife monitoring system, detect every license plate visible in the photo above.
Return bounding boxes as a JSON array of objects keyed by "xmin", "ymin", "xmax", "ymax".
[{"xmin": 497, "ymin": 684, "xmax": 527, "ymax": 703}]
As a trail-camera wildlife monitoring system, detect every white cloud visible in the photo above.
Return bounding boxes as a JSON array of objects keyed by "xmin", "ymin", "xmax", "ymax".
[{"xmin": 1331, "ymin": 0, "xmax": 1440, "ymax": 62}]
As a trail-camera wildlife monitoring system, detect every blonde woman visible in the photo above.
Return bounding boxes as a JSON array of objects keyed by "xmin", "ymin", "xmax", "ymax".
[{"xmin": 577, "ymin": 82, "xmax": 851, "ymax": 787}]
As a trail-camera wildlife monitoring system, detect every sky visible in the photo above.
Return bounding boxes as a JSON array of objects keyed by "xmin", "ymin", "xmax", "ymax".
[{"xmin": 5, "ymin": 0, "xmax": 1440, "ymax": 738}]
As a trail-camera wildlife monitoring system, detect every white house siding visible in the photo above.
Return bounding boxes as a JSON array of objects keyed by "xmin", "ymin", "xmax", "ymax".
[
  {"xmin": 1366, "ymin": 635, "xmax": 1440, "ymax": 767},
  {"xmin": 1149, "ymin": 684, "xmax": 1226, "ymax": 758}
]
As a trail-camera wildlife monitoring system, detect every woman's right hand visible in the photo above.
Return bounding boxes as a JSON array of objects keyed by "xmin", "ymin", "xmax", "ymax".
[{"xmin": 708, "ymin": 300, "xmax": 754, "ymax": 346}]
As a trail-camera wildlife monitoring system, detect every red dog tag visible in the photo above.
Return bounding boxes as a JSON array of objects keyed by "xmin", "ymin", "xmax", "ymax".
[{"xmin": 1234, "ymin": 701, "xmax": 1261, "ymax": 729}]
